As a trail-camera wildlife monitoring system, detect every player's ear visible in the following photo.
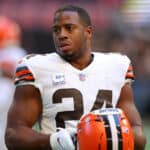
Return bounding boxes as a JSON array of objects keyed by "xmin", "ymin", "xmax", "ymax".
[{"xmin": 85, "ymin": 26, "xmax": 92, "ymax": 38}]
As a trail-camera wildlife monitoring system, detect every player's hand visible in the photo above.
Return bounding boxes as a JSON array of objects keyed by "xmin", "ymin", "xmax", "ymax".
[{"xmin": 50, "ymin": 127, "xmax": 76, "ymax": 150}]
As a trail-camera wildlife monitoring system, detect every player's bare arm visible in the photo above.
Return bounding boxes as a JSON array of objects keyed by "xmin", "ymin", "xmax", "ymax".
[
  {"xmin": 5, "ymin": 85, "xmax": 51, "ymax": 150},
  {"xmin": 117, "ymin": 83, "xmax": 146, "ymax": 150}
]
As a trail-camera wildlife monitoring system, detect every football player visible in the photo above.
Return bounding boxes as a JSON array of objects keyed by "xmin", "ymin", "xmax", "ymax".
[
  {"xmin": 0, "ymin": 16, "xmax": 27, "ymax": 150},
  {"xmin": 0, "ymin": 15, "xmax": 27, "ymax": 78},
  {"xmin": 5, "ymin": 5, "xmax": 146, "ymax": 150}
]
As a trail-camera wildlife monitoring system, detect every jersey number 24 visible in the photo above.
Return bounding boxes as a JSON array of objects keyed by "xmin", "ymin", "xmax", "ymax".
[{"xmin": 53, "ymin": 88, "xmax": 112, "ymax": 127}]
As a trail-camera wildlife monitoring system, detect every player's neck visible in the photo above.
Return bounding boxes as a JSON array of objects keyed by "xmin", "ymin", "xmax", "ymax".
[{"xmin": 70, "ymin": 53, "xmax": 93, "ymax": 70}]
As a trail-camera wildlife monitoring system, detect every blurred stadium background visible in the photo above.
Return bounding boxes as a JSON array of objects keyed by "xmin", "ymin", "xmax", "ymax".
[{"xmin": 0, "ymin": 0, "xmax": 149, "ymax": 149}]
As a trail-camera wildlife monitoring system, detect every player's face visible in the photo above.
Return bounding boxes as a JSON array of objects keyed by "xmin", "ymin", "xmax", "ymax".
[{"xmin": 52, "ymin": 11, "xmax": 91, "ymax": 61}]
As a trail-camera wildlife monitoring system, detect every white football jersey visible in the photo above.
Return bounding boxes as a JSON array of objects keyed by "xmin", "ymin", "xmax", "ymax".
[{"xmin": 14, "ymin": 52, "xmax": 134, "ymax": 134}]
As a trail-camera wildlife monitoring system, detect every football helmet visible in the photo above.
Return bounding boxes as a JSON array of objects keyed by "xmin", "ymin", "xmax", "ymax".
[
  {"xmin": 77, "ymin": 108, "xmax": 134, "ymax": 150},
  {"xmin": 0, "ymin": 16, "xmax": 21, "ymax": 48}
]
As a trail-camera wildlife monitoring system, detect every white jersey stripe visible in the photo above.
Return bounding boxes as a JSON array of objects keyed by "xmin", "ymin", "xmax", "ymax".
[{"xmin": 108, "ymin": 115, "xmax": 118, "ymax": 150}]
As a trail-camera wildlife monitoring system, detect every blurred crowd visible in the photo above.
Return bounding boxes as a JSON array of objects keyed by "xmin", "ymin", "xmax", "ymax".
[{"xmin": 0, "ymin": 0, "xmax": 149, "ymax": 118}]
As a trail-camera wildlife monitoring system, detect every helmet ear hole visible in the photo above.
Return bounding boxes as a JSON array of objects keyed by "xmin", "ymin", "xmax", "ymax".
[{"xmin": 77, "ymin": 108, "xmax": 134, "ymax": 150}]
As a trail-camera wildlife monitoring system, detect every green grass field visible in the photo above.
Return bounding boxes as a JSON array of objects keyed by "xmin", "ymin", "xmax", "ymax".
[{"xmin": 144, "ymin": 118, "xmax": 150, "ymax": 150}]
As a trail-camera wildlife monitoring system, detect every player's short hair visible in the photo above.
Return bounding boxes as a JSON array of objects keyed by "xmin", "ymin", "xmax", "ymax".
[{"xmin": 54, "ymin": 5, "xmax": 92, "ymax": 27}]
